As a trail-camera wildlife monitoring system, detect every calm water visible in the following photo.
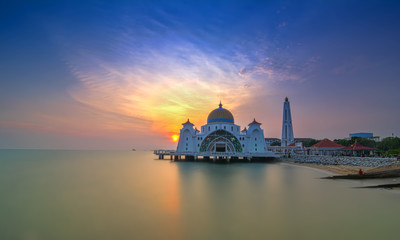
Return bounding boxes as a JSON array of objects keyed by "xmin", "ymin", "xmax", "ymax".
[{"xmin": 0, "ymin": 150, "xmax": 399, "ymax": 240}]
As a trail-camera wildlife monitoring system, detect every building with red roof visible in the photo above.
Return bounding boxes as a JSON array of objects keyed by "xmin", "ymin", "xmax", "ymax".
[
  {"xmin": 342, "ymin": 142, "xmax": 376, "ymax": 156},
  {"xmin": 308, "ymin": 139, "xmax": 345, "ymax": 156}
]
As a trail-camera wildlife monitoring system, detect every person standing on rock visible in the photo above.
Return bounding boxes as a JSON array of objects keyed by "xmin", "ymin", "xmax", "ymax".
[{"xmin": 359, "ymin": 169, "xmax": 364, "ymax": 175}]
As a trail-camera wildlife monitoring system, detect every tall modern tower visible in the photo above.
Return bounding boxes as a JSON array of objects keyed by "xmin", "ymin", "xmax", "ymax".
[{"xmin": 281, "ymin": 97, "xmax": 294, "ymax": 147}]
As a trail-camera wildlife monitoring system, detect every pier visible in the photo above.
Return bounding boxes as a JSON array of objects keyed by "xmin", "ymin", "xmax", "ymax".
[{"xmin": 153, "ymin": 150, "xmax": 276, "ymax": 163}]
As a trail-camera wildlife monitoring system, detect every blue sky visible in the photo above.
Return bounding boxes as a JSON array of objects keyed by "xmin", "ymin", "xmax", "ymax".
[{"xmin": 1, "ymin": 0, "xmax": 400, "ymax": 149}]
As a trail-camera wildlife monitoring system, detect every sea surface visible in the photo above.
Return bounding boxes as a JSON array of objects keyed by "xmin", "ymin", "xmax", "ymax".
[{"xmin": 0, "ymin": 150, "xmax": 399, "ymax": 240}]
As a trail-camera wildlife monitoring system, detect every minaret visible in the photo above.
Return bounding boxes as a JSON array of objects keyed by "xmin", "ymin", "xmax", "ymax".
[{"xmin": 281, "ymin": 97, "xmax": 294, "ymax": 147}]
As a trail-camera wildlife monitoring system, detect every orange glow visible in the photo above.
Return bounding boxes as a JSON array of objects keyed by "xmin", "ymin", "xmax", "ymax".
[{"xmin": 172, "ymin": 134, "xmax": 179, "ymax": 142}]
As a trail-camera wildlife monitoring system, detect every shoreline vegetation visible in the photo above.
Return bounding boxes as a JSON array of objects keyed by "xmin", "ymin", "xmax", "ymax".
[{"xmin": 281, "ymin": 157, "xmax": 400, "ymax": 190}]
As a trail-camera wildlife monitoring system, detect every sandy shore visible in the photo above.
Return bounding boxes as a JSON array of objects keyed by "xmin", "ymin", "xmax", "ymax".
[
  {"xmin": 284, "ymin": 161, "xmax": 400, "ymax": 175},
  {"xmin": 285, "ymin": 162, "xmax": 370, "ymax": 175}
]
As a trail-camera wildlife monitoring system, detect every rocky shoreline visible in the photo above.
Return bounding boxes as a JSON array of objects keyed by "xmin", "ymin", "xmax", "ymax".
[
  {"xmin": 281, "ymin": 155, "xmax": 399, "ymax": 168},
  {"xmin": 281, "ymin": 155, "xmax": 400, "ymax": 190}
]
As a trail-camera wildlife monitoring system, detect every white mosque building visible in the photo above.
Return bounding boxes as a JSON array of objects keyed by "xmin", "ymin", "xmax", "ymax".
[{"xmin": 175, "ymin": 102, "xmax": 275, "ymax": 159}]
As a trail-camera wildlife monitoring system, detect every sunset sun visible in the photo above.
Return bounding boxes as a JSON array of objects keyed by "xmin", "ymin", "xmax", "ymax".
[{"xmin": 172, "ymin": 135, "xmax": 179, "ymax": 142}]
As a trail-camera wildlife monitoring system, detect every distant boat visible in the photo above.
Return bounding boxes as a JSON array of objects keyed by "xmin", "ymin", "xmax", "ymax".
[{"xmin": 132, "ymin": 148, "xmax": 136, "ymax": 151}]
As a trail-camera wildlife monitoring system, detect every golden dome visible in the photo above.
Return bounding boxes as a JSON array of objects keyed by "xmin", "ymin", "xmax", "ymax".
[{"xmin": 207, "ymin": 102, "xmax": 234, "ymax": 123}]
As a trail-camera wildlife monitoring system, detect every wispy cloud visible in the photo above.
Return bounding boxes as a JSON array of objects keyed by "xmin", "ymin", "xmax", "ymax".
[
  {"xmin": 61, "ymin": 6, "xmax": 317, "ymax": 138},
  {"xmin": 66, "ymin": 35, "xmax": 256, "ymax": 136}
]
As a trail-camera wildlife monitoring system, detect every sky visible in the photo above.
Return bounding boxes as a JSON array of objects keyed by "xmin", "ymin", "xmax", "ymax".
[{"xmin": 1, "ymin": 0, "xmax": 400, "ymax": 150}]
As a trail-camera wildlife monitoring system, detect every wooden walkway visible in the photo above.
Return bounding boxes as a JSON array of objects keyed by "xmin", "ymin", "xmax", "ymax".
[{"xmin": 153, "ymin": 150, "xmax": 277, "ymax": 162}]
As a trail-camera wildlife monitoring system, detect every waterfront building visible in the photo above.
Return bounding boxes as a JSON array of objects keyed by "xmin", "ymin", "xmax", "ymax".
[
  {"xmin": 308, "ymin": 139, "xmax": 344, "ymax": 156},
  {"xmin": 281, "ymin": 97, "xmax": 294, "ymax": 147},
  {"xmin": 175, "ymin": 102, "xmax": 275, "ymax": 158}
]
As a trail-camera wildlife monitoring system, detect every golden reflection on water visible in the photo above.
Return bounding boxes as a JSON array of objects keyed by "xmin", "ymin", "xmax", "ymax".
[{"xmin": 165, "ymin": 164, "xmax": 180, "ymax": 214}]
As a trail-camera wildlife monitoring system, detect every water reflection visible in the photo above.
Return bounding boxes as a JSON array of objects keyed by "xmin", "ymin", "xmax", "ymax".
[
  {"xmin": 173, "ymin": 160, "xmax": 400, "ymax": 240},
  {"xmin": 0, "ymin": 150, "xmax": 399, "ymax": 240}
]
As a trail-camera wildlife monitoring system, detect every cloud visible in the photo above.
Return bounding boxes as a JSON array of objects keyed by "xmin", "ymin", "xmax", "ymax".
[
  {"xmin": 277, "ymin": 21, "xmax": 287, "ymax": 29},
  {"xmin": 237, "ymin": 53, "xmax": 318, "ymax": 83},
  {"xmin": 61, "ymin": 7, "xmax": 318, "ymax": 138},
  {"xmin": 65, "ymin": 34, "xmax": 257, "ymax": 137}
]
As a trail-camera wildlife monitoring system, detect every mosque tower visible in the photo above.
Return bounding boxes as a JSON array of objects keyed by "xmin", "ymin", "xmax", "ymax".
[{"xmin": 281, "ymin": 97, "xmax": 294, "ymax": 147}]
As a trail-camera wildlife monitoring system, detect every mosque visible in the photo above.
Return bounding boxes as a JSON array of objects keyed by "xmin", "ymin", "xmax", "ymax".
[{"xmin": 175, "ymin": 101, "xmax": 276, "ymax": 159}]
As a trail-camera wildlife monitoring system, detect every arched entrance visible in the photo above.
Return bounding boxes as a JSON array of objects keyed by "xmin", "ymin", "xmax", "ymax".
[
  {"xmin": 200, "ymin": 130, "xmax": 243, "ymax": 153},
  {"xmin": 205, "ymin": 137, "xmax": 235, "ymax": 152}
]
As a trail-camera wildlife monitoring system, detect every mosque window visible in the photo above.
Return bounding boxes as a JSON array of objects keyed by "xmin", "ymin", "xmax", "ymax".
[
  {"xmin": 186, "ymin": 143, "xmax": 188, "ymax": 146},
  {"xmin": 255, "ymin": 144, "xmax": 257, "ymax": 147},
  {"xmin": 255, "ymin": 148, "xmax": 257, "ymax": 151},
  {"xmin": 231, "ymin": 126, "xmax": 233, "ymax": 131},
  {"xmin": 198, "ymin": 144, "xmax": 199, "ymax": 147},
  {"xmin": 215, "ymin": 126, "xmax": 217, "ymax": 130},
  {"xmin": 186, "ymin": 137, "xmax": 188, "ymax": 140},
  {"xmin": 208, "ymin": 126, "xmax": 210, "ymax": 131},
  {"xmin": 242, "ymin": 144, "xmax": 244, "ymax": 147},
  {"xmin": 224, "ymin": 126, "xmax": 226, "ymax": 130},
  {"xmin": 255, "ymin": 138, "xmax": 257, "ymax": 141}
]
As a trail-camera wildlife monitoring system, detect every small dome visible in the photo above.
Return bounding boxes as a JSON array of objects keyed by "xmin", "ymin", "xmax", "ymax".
[{"xmin": 207, "ymin": 102, "xmax": 234, "ymax": 123}]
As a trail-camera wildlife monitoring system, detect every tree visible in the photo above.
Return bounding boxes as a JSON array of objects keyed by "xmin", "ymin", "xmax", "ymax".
[
  {"xmin": 352, "ymin": 137, "xmax": 377, "ymax": 148},
  {"xmin": 334, "ymin": 137, "xmax": 377, "ymax": 148},
  {"xmin": 387, "ymin": 149, "xmax": 400, "ymax": 156},
  {"xmin": 270, "ymin": 141, "xmax": 281, "ymax": 146},
  {"xmin": 334, "ymin": 139, "xmax": 352, "ymax": 147},
  {"xmin": 300, "ymin": 139, "xmax": 319, "ymax": 147},
  {"xmin": 378, "ymin": 137, "xmax": 400, "ymax": 152}
]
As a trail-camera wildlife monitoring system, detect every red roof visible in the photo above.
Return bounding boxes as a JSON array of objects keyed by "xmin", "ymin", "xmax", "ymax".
[
  {"xmin": 309, "ymin": 140, "xmax": 345, "ymax": 148},
  {"xmin": 342, "ymin": 142, "xmax": 375, "ymax": 151},
  {"xmin": 241, "ymin": 127, "xmax": 247, "ymax": 132},
  {"xmin": 288, "ymin": 142, "xmax": 296, "ymax": 147}
]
